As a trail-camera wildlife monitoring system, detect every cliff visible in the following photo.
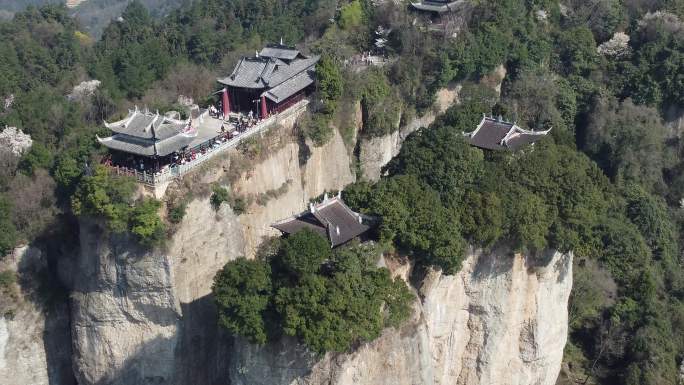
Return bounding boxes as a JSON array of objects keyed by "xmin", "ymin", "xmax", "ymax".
[
  {"xmin": 8, "ymin": 80, "xmax": 571, "ymax": 385},
  {"xmin": 229, "ymin": 249, "xmax": 572, "ymax": 385},
  {"xmin": 0, "ymin": 246, "xmax": 74, "ymax": 385},
  {"xmin": 69, "ymin": 120, "xmax": 356, "ymax": 385}
]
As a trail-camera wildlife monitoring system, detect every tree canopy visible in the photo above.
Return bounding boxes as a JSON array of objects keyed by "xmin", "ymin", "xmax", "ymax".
[{"xmin": 213, "ymin": 230, "xmax": 413, "ymax": 353}]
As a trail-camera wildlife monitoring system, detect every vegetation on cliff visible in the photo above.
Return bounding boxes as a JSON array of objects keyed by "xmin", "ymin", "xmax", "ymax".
[{"xmin": 213, "ymin": 230, "xmax": 412, "ymax": 353}]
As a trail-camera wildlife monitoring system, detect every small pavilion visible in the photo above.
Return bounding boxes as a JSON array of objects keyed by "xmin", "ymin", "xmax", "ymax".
[
  {"xmin": 465, "ymin": 115, "xmax": 551, "ymax": 151},
  {"xmin": 272, "ymin": 194, "xmax": 371, "ymax": 248},
  {"xmin": 97, "ymin": 107, "xmax": 196, "ymax": 171},
  {"xmin": 217, "ymin": 43, "xmax": 320, "ymax": 119},
  {"xmin": 410, "ymin": 0, "xmax": 462, "ymax": 13}
]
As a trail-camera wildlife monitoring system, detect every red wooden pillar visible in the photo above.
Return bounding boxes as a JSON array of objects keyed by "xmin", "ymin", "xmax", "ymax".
[
  {"xmin": 222, "ymin": 88, "xmax": 231, "ymax": 116},
  {"xmin": 260, "ymin": 95, "xmax": 267, "ymax": 119}
]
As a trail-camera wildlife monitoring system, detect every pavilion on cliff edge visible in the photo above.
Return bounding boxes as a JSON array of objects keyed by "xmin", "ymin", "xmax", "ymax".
[
  {"xmin": 217, "ymin": 42, "xmax": 320, "ymax": 119},
  {"xmin": 272, "ymin": 194, "xmax": 373, "ymax": 248},
  {"xmin": 97, "ymin": 107, "xmax": 199, "ymax": 172},
  {"xmin": 464, "ymin": 114, "xmax": 551, "ymax": 151}
]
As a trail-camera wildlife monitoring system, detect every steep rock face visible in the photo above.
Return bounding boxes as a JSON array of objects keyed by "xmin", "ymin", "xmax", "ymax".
[
  {"xmin": 71, "ymin": 219, "xmax": 182, "ymax": 385},
  {"xmin": 235, "ymin": 129, "xmax": 355, "ymax": 255},
  {"xmin": 0, "ymin": 246, "xmax": 74, "ymax": 385},
  {"xmin": 230, "ymin": 249, "xmax": 572, "ymax": 385}
]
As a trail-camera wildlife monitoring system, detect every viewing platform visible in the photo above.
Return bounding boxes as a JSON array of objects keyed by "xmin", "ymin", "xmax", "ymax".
[{"xmin": 104, "ymin": 99, "xmax": 309, "ymax": 188}]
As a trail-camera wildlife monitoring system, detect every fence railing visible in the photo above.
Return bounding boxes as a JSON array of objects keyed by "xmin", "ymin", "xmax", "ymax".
[{"xmin": 107, "ymin": 100, "xmax": 308, "ymax": 186}]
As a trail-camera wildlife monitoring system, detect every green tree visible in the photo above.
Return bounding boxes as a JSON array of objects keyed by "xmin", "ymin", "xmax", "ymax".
[
  {"xmin": 210, "ymin": 185, "xmax": 230, "ymax": 210},
  {"xmin": 0, "ymin": 195, "xmax": 17, "ymax": 257},
  {"xmin": 71, "ymin": 165, "xmax": 136, "ymax": 232},
  {"xmin": 129, "ymin": 198, "xmax": 166, "ymax": 247},
  {"xmin": 554, "ymin": 26, "xmax": 599, "ymax": 76},
  {"xmin": 338, "ymin": 0, "xmax": 364, "ymax": 30},
  {"xmin": 18, "ymin": 143, "xmax": 53, "ymax": 175},
  {"xmin": 585, "ymin": 98, "xmax": 670, "ymax": 191},
  {"xmin": 315, "ymin": 54, "xmax": 343, "ymax": 114},
  {"xmin": 363, "ymin": 175, "xmax": 466, "ymax": 274},
  {"xmin": 277, "ymin": 229, "xmax": 331, "ymax": 279},
  {"xmin": 213, "ymin": 258, "xmax": 273, "ymax": 345},
  {"xmin": 275, "ymin": 243, "xmax": 412, "ymax": 353},
  {"xmin": 505, "ymin": 187, "xmax": 552, "ymax": 252}
]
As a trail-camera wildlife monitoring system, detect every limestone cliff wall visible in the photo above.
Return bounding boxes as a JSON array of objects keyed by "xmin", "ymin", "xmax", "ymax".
[
  {"xmin": 0, "ymin": 246, "xmax": 74, "ymax": 385},
  {"xmin": 230, "ymin": 249, "xmax": 572, "ymax": 385}
]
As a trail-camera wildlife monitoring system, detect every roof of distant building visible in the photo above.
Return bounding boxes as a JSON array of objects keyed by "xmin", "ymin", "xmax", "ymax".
[
  {"xmin": 259, "ymin": 44, "xmax": 302, "ymax": 61},
  {"xmin": 272, "ymin": 195, "xmax": 372, "ymax": 247},
  {"xmin": 465, "ymin": 115, "xmax": 551, "ymax": 151},
  {"xmin": 218, "ymin": 44, "xmax": 320, "ymax": 102},
  {"xmin": 98, "ymin": 108, "xmax": 196, "ymax": 157},
  {"xmin": 410, "ymin": 0, "xmax": 462, "ymax": 13}
]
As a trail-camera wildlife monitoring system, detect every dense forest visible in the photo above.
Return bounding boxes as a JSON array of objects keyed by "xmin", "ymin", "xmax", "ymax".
[{"xmin": 0, "ymin": 0, "xmax": 683, "ymax": 384}]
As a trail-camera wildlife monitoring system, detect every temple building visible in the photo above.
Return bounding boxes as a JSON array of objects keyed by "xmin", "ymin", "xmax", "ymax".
[
  {"xmin": 465, "ymin": 115, "xmax": 551, "ymax": 151},
  {"xmin": 97, "ymin": 107, "xmax": 196, "ymax": 169},
  {"xmin": 410, "ymin": 0, "xmax": 462, "ymax": 13},
  {"xmin": 217, "ymin": 43, "xmax": 320, "ymax": 119},
  {"xmin": 272, "ymin": 194, "xmax": 371, "ymax": 248}
]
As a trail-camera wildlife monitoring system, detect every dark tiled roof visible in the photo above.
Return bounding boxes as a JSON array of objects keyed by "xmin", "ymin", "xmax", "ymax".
[
  {"xmin": 410, "ymin": 0, "xmax": 461, "ymax": 13},
  {"xmin": 262, "ymin": 69, "xmax": 315, "ymax": 103},
  {"xmin": 98, "ymin": 134, "xmax": 156, "ymax": 156},
  {"xmin": 466, "ymin": 116, "xmax": 551, "ymax": 151},
  {"xmin": 219, "ymin": 57, "xmax": 270, "ymax": 89},
  {"xmin": 271, "ymin": 213, "xmax": 328, "ymax": 239},
  {"xmin": 505, "ymin": 132, "xmax": 545, "ymax": 150},
  {"xmin": 108, "ymin": 112, "xmax": 157, "ymax": 138},
  {"xmin": 271, "ymin": 197, "xmax": 371, "ymax": 247},
  {"xmin": 468, "ymin": 118, "xmax": 515, "ymax": 150},
  {"xmin": 155, "ymin": 134, "xmax": 195, "ymax": 156},
  {"xmin": 98, "ymin": 132, "xmax": 194, "ymax": 157},
  {"xmin": 217, "ymin": 49, "xmax": 320, "ymax": 101},
  {"xmin": 105, "ymin": 109, "xmax": 189, "ymax": 141},
  {"xmin": 313, "ymin": 198, "xmax": 371, "ymax": 247},
  {"xmin": 259, "ymin": 45, "xmax": 301, "ymax": 61},
  {"xmin": 264, "ymin": 56, "xmax": 319, "ymax": 87}
]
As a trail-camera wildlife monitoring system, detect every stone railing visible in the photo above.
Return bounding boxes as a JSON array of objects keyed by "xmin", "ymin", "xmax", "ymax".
[{"xmin": 109, "ymin": 100, "xmax": 309, "ymax": 186}]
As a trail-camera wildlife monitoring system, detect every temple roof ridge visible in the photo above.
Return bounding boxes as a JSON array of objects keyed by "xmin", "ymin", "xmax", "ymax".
[
  {"xmin": 466, "ymin": 114, "xmax": 551, "ymax": 151},
  {"xmin": 271, "ymin": 194, "xmax": 370, "ymax": 248}
]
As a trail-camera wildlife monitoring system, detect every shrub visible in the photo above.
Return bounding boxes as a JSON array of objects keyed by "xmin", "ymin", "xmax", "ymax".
[
  {"xmin": 129, "ymin": 198, "xmax": 166, "ymax": 247},
  {"xmin": 71, "ymin": 165, "xmax": 136, "ymax": 232},
  {"xmin": 0, "ymin": 270, "xmax": 16, "ymax": 289},
  {"xmin": 210, "ymin": 185, "xmax": 230, "ymax": 210},
  {"xmin": 231, "ymin": 197, "xmax": 246, "ymax": 215},
  {"xmin": 18, "ymin": 143, "xmax": 53, "ymax": 175},
  {"xmin": 302, "ymin": 114, "xmax": 334, "ymax": 147},
  {"xmin": 210, "ymin": 185, "xmax": 246, "ymax": 214},
  {"xmin": 168, "ymin": 201, "xmax": 187, "ymax": 224},
  {"xmin": 0, "ymin": 196, "xmax": 17, "ymax": 257}
]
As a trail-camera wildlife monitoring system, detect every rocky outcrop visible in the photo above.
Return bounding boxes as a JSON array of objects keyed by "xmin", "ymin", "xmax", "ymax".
[
  {"xmin": 230, "ymin": 249, "xmax": 573, "ymax": 385},
  {"xmin": 236, "ymin": 129, "xmax": 355, "ymax": 255},
  {"xmin": 358, "ymin": 85, "xmax": 460, "ymax": 181},
  {"xmin": 71, "ymin": 219, "xmax": 182, "ymax": 385},
  {"xmin": 0, "ymin": 246, "xmax": 74, "ymax": 385}
]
